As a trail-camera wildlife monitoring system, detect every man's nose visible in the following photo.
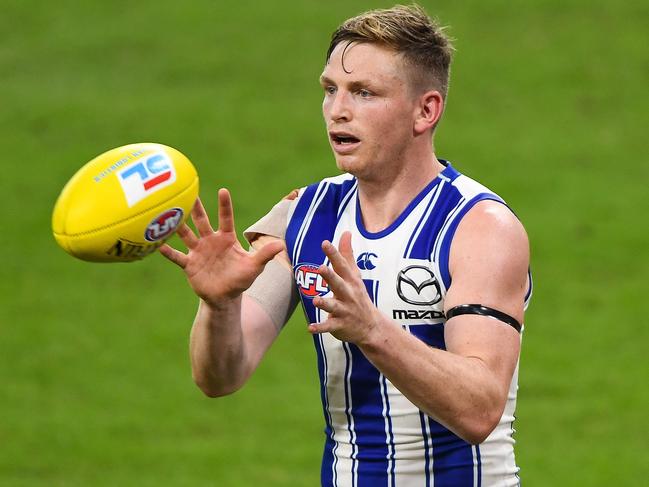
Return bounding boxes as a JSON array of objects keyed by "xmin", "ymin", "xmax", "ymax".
[{"xmin": 328, "ymin": 91, "xmax": 352, "ymax": 122}]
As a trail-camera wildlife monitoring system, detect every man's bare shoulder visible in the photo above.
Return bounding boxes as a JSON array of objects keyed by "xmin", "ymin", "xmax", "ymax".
[{"xmin": 447, "ymin": 199, "xmax": 530, "ymax": 321}]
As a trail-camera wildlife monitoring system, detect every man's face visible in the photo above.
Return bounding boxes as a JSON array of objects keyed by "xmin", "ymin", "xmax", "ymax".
[{"xmin": 320, "ymin": 42, "xmax": 419, "ymax": 180}]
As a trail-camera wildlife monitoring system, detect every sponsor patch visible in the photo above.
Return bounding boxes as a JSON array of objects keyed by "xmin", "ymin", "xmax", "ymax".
[
  {"xmin": 117, "ymin": 152, "xmax": 176, "ymax": 207},
  {"xmin": 145, "ymin": 208, "xmax": 184, "ymax": 242},
  {"xmin": 396, "ymin": 265, "xmax": 442, "ymax": 306},
  {"xmin": 294, "ymin": 263, "xmax": 329, "ymax": 298}
]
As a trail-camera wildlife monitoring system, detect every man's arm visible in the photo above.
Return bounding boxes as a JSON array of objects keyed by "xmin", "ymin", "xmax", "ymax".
[
  {"xmin": 160, "ymin": 189, "xmax": 293, "ymax": 397},
  {"xmin": 309, "ymin": 200, "xmax": 529, "ymax": 444}
]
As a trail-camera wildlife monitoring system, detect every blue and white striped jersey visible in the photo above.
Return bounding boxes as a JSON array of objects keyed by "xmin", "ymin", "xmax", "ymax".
[{"xmin": 285, "ymin": 162, "xmax": 531, "ymax": 487}]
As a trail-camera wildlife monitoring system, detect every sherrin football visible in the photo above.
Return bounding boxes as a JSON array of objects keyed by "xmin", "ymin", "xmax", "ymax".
[{"xmin": 52, "ymin": 143, "xmax": 199, "ymax": 262}]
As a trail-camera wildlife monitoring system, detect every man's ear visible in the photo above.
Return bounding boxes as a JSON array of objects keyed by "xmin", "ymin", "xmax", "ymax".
[{"xmin": 413, "ymin": 90, "xmax": 444, "ymax": 135}]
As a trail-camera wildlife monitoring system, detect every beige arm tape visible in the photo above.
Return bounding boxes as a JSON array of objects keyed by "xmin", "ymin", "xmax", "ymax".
[{"xmin": 243, "ymin": 197, "xmax": 300, "ymax": 330}]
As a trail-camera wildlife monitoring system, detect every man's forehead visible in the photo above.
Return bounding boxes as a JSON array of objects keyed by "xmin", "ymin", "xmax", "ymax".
[{"xmin": 322, "ymin": 42, "xmax": 402, "ymax": 81}]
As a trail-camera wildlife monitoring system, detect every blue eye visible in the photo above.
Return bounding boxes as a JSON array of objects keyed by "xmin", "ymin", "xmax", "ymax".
[
  {"xmin": 359, "ymin": 89, "xmax": 372, "ymax": 98},
  {"xmin": 325, "ymin": 86, "xmax": 336, "ymax": 95}
]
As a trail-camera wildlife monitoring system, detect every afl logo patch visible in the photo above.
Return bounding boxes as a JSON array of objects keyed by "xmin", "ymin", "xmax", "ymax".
[
  {"xmin": 144, "ymin": 208, "xmax": 184, "ymax": 242},
  {"xmin": 294, "ymin": 263, "xmax": 329, "ymax": 298}
]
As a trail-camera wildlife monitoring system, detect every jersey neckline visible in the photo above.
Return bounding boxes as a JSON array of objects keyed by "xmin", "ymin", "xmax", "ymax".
[{"xmin": 355, "ymin": 160, "xmax": 456, "ymax": 240}]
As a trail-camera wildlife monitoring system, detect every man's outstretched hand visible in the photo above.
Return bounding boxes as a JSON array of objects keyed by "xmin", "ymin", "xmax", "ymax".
[
  {"xmin": 159, "ymin": 188, "xmax": 285, "ymax": 307},
  {"xmin": 309, "ymin": 231, "xmax": 383, "ymax": 346}
]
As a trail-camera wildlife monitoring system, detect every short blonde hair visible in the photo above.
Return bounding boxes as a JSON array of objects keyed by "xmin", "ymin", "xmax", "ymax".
[{"xmin": 326, "ymin": 4, "xmax": 454, "ymax": 98}]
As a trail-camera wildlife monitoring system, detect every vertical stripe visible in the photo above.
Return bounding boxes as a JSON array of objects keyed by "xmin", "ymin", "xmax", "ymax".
[
  {"xmin": 315, "ymin": 331, "xmax": 337, "ymax": 487},
  {"xmin": 419, "ymin": 412, "xmax": 432, "ymax": 487},
  {"xmin": 474, "ymin": 445, "xmax": 482, "ymax": 487},
  {"xmin": 342, "ymin": 342, "xmax": 358, "ymax": 487},
  {"xmin": 380, "ymin": 375, "xmax": 395, "ymax": 487}
]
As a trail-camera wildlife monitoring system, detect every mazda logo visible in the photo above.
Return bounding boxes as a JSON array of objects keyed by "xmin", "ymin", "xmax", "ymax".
[{"xmin": 396, "ymin": 265, "xmax": 441, "ymax": 306}]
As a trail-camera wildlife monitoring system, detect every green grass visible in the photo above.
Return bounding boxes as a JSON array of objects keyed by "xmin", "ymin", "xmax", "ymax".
[{"xmin": 1, "ymin": 0, "xmax": 647, "ymax": 485}]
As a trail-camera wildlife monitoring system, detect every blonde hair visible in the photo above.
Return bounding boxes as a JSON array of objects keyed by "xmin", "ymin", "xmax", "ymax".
[{"xmin": 326, "ymin": 4, "xmax": 454, "ymax": 98}]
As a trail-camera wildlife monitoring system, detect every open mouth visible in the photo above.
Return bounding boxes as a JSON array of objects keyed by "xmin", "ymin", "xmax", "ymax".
[
  {"xmin": 331, "ymin": 134, "xmax": 360, "ymax": 144},
  {"xmin": 330, "ymin": 132, "xmax": 361, "ymax": 152}
]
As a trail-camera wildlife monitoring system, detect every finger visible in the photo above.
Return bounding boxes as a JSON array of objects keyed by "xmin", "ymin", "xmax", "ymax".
[
  {"xmin": 338, "ymin": 231, "xmax": 357, "ymax": 270},
  {"xmin": 307, "ymin": 319, "xmax": 337, "ymax": 335},
  {"xmin": 192, "ymin": 197, "xmax": 215, "ymax": 237},
  {"xmin": 217, "ymin": 188, "xmax": 236, "ymax": 233},
  {"xmin": 159, "ymin": 244, "xmax": 189, "ymax": 269},
  {"xmin": 313, "ymin": 296, "xmax": 338, "ymax": 315},
  {"xmin": 318, "ymin": 264, "xmax": 347, "ymax": 296},
  {"xmin": 176, "ymin": 223, "xmax": 199, "ymax": 249},
  {"xmin": 251, "ymin": 240, "xmax": 286, "ymax": 267},
  {"xmin": 322, "ymin": 240, "xmax": 353, "ymax": 281}
]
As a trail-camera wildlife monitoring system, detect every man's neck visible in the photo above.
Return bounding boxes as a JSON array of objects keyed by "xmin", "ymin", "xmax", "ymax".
[{"xmin": 356, "ymin": 155, "xmax": 445, "ymax": 233}]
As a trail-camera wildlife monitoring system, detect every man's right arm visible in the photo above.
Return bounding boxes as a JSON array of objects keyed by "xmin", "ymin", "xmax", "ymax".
[
  {"xmin": 160, "ymin": 188, "xmax": 297, "ymax": 397},
  {"xmin": 189, "ymin": 293, "xmax": 280, "ymax": 397}
]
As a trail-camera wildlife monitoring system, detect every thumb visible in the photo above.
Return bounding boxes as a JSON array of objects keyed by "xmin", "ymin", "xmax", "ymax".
[{"xmin": 252, "ymin": 239, "xmax": 286, "ymax": 267}]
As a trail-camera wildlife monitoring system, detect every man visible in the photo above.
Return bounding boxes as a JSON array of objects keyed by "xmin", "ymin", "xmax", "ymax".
[{"xmin": 161, "ymin": 5, "xmax": 531, "ymax": 486}]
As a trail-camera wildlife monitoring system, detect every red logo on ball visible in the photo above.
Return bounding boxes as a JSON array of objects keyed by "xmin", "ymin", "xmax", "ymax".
[{"xmin": 144, "ymin": 208, "xmax": 184, "ymax": 242}]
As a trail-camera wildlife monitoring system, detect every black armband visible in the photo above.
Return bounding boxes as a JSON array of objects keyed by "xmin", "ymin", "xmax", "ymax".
[{"xmin": 445, "ymin": 304, "xmax": 522, "ymax": 332}]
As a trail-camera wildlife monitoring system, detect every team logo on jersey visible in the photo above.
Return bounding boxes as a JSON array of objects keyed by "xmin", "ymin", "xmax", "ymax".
[
  {"xmin": 356, "ymin": 252, "xmax": 378, "ymax": 270},
  {"xmin": 294, "ymin": 263, "xmax": 329, "ymax": 298},
  {"xmin": 396, "ymin": 265, "xmax": 441, "ymax": 306},
  {"xmin": 117, "ymin": 152, "xmax": 176, "ymax": 207},
  {"xmin": 144, "ymin": 208, "xmax": 184, "ymax": 242}
]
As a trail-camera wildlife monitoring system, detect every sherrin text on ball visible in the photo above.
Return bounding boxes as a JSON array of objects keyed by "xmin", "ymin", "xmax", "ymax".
[{"xmin": 52, "ymin": 143, "xmax": 199, "ymax": 262}]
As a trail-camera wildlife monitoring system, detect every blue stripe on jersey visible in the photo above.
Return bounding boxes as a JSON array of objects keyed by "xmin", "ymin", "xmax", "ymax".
[
  {"xmin": 427, "ymin": 416, "xmax": 475, "ymax": 486},
  {"xmin": 409, "ymin": 324, "xmax": 476, "ymax": 486},
  {"xmin": 406, "ymin": 186, "xmax": 463, "ymax": 260},
  {"xmin": 476, "ymin": 445, "xmax": 482, "ymax": 487},
  {"xmin": 403, "ymin": 181, "xmax": 442, "ymax": 258}
]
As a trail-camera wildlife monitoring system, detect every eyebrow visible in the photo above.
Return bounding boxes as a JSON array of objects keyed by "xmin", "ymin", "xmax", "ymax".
[
  {"xmin": 319, "ymin": 75, "xmax": 376, "ymax": 90},
  {"xmin": 319, "ymin": 75, "xmax": 334, "ymax": 85}
]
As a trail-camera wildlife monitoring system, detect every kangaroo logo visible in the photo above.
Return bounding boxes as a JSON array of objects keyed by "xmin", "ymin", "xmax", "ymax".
[{"xmin": 356, "ymin": 252, "xmax": 378, "ymax": 270}]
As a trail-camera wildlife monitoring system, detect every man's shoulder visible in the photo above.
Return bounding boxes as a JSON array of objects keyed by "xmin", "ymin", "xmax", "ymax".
[{"xmin": 446, "ymin": 169, "xmax": 503, "ymax": 203}]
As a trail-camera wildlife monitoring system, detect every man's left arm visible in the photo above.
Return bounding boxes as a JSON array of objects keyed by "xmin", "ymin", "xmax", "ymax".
[{"xmin": 309, "ymin": 200, "xmax": 529, "ymax": 445}]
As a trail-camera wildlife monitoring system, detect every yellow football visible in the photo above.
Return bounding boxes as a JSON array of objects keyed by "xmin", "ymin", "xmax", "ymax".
[{"xmin": 52, "ymin": 143, "xmax": 199, "ymax": 262}]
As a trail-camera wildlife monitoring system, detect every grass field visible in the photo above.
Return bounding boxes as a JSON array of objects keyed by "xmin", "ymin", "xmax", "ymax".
[{"xmin": 1, "ymin": 0, "xmax": 647, "ymax": 485}]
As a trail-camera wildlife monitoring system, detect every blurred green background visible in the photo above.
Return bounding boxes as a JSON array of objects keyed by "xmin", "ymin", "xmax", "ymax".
[{"xmin": 1, "ymin": 0, "xmax": 647, "ymax": 485}]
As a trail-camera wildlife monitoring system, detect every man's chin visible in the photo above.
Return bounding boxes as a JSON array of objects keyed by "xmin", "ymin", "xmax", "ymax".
[{"xmin": 334, "ymin": 154, "xmax": 361, "ymax": 175}]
